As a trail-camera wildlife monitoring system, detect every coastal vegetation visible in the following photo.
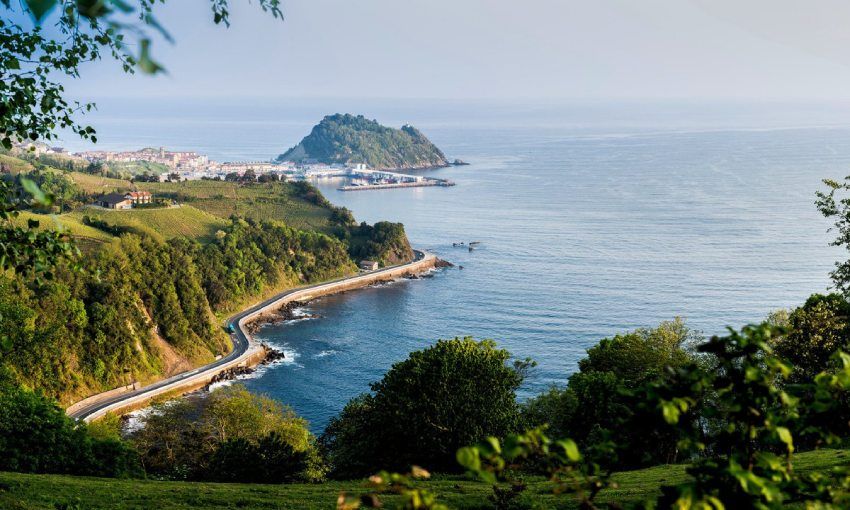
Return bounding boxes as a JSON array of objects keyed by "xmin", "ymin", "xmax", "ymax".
[
  {"xmin": 132, "ymin": 385, "xmax": 323, "ymax": 483},
  {"xmin": 0, "ymin": 215, "xmax": 358, "ymax": 404},
  {"xmin": 2, "ymin": 2, "xmax": 850, "ymax": 509},
  {"xmin": 0, "ymin": 151, "xmax": 414, "ymax": 263},
  {"xmin": 277, "ymin": 114, "xmax": 450, "ymax": 170}
]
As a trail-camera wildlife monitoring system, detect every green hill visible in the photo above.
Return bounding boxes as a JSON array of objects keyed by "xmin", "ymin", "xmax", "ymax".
[
  {"xmin": 1, "ymin": 449, "xmax": 846, "ymax": 509},
  {"xmin": 277, "ymin": 114, "xmax": 449, "ymax": 170}
]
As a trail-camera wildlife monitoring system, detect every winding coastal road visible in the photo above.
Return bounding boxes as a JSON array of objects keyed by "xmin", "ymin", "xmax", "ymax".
[{"xmin": 67, "ymin": 250, "xmax": 435, "ymax": 422}]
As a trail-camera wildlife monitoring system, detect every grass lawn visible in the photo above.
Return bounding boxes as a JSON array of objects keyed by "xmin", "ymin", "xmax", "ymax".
[
  {"xmin": 0, "ymin": 449, "xmax": 846, "ymax": 509},
  {"xmin": 136, "ymin": 180, "xmax": 335, "ymax": 232}
]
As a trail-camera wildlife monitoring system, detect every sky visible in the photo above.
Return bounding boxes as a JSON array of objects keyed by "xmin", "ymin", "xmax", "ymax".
[{"xmin": 41, "ymin": 0, "xmax": 850, "ymax": 101}]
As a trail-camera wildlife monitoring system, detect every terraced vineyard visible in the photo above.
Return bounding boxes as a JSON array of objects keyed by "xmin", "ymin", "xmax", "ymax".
[
  {"xmin": 136, "ymin": 180, "xmax": 335, "ymax": 232},
  {"xmin": 63, "ymin": 205, "xmax": 230, "ymax": 242},
  {"xmin": 65, "ymin": 172, "xmax": 133, "ymax": 195}
]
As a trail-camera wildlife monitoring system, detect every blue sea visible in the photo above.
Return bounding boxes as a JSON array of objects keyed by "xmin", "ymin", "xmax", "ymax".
[{"xmin": 65, "ymin": 98, "xmax": 850, "ymax": 432}]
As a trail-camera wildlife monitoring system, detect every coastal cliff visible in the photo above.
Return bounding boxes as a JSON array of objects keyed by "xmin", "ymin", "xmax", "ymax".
[{"xmin": 277, "ymin": 114, "xmax": 449, "ymax": 171}]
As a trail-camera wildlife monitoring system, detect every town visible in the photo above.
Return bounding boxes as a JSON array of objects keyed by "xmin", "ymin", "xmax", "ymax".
[{"xmin": 64, "ymin": 145, "xmax": 454, "ymax": 190}]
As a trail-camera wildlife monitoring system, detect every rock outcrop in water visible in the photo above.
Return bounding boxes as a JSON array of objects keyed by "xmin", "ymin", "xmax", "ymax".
[{"xmin": 277, "ymin": 114, "xmax": 450, "ymax": 171}]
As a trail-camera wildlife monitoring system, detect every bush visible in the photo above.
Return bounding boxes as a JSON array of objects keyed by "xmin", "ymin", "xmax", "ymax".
[
  {"xmin": 0, "ymin": 385, "xmax": 140, "ymax": 477},
  {"xmin": 321, "ymin": 337, "xmax": 532, "ymax": 478},
  {"xmin": 522, "ymin": 319, "xmax": 698, "ymax": 468},
  {"xmin": 132, "ymin": 384, "xmax": 324, "ymax": 482}
]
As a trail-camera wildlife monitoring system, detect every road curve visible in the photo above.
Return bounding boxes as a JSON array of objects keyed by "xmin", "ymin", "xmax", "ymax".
[{"xmin": 68, "ymin": 250, "xmax": 435, "ymax": 422}]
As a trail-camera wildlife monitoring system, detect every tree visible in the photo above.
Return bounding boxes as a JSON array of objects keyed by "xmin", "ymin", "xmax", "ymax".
[
  {"xmin": 0, "ymin": 0, "xmax": 283, "ymax": 348},
  {"xmin": 770, "ymin": 293, "xmax": 850, "ymax": 382},
  {"xmin": 648, "ymin": 323, "xmax": 850, "ymax": 508},
  {"xmin": 816, "ymin": 176, "xmax": 850, "ymax": 296},
  {"xmin": 207, "ymin": 433, "xmax": 309, "ymax": 483},
  {"xmin": 132, "ymin": 384, "xmax": 324, "ymax": 482},
  {"xmin": 321, "ymin": 337, "xmax": 532, "ymax": 478},
  {"xmin": 522, "ymin": 319, "xmax": 698, "ymax": 468},
  {"xmin": 0, "ymin": 384, "xmax": 140, "ymax": 477}
]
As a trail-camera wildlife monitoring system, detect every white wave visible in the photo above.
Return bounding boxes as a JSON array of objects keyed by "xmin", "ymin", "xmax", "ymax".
[
  {"xmin": 313, "ymin": 349, "xmax": 338, "ymax": 359},
  {"xmin": 257, "ymin": 342, "xmax": 303, "ymax": 369},
  {"xmin": 291, "ymin": 306, "xmax": 314, "ymax": 318}
]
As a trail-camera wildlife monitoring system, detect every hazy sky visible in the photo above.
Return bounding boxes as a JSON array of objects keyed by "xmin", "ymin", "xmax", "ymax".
[{"xmin": 57, "ymin": 0, "xmax": 850, "ymax": 101}]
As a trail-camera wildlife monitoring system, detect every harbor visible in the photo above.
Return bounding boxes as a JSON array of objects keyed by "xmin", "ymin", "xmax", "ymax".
[{"xmin": 336, "ymin": 167, "xmax": 455, "ymax": 191}]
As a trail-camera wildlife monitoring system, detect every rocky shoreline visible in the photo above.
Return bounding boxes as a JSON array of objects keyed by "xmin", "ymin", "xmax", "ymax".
[
  {"xmin": 245, "ymin": 300, "xmax": 320, "ymax": 334},
  {"xmin": 202, "ymin": 343, "xmax": 287, "ymax": 390}
]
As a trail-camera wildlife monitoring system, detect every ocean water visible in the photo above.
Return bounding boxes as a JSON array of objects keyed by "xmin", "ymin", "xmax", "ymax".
[{"xmin": 64, "ymin": 99, "xmax": 850, "ymax": 432}]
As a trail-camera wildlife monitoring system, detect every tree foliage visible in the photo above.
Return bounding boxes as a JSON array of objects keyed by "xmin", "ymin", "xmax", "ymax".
[
  {"xmin": 523, "ymin": 319, "xmax": 698, "ymax": 469},
  {"xmin": 0, "ymin": 0, "xmax": 282, "ymax": 150},
  {"xmin": 770, "ymin": 293, "xmax": 850, "ymax": 383},
  {"xmin": 322, "ymin": 338, "xmax": 532, "ymax": 478},
  {"xmin": 0, "ymin": 384, "xmax": 140, "ymax": 477},
  {"xmin": 132, "ymin": 384, "xmax": 323, "ymax": 482},
  {"xmin": 647, "ymin": 323, "xmax": 850, "ymax": 509}
]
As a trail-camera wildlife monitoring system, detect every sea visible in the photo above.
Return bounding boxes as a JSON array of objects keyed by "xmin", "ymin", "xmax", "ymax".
[{"xmin": 64, "ymin": 98, "xmax": 850, "ymax": 433}]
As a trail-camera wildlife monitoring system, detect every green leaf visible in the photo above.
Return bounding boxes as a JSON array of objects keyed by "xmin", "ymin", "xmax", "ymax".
[
  {"xmin": 661, "ymin": 401, "xmax": 681, "ymax": 425},
  {"xmin": 24, "ymin": 0, "xmax": 58, "ymax": 23},
  {"xmin": 20, "ymin": 178, "xmax": 47, "ymax": 204},
  {"xmin": 456, "ymin": 447, "xmax": 480, "ymax": 472},
  {"xmin": 484, "ymin": 437, "xmax": 502, "ymax": 455},
  {"xmin": 557, "ymin": 438, "xmax": 581, "ymax": 462},
  {"xmin": 138, "ymin": 39, "xmax": 165, "ymax": 74},
  {"xmin": 776, "ymin": 426, "xmax": 794, "ymax": 453}
]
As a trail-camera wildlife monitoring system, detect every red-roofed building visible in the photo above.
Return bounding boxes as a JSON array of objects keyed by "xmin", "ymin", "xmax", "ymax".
[{"xmin": 125, "ymin": 191, "xmax": 152, "ymax": 205}]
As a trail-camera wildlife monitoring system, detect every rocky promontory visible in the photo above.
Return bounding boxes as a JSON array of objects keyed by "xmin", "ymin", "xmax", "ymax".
[{"xmin": 277, "ymin": 113, "xmax": 450, "ymax": 171}]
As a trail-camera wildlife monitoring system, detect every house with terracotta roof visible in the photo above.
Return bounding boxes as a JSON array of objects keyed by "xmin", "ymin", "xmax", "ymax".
[
  {"xmin": 95, "ymin": 191, "xmax": 153, "ymax": 210},
  {"xmin": 125, "ymin": 191, "xmax": 152, "ymax": 205}
]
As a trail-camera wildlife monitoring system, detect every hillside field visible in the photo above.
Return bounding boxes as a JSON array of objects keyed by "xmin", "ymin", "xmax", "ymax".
[
  {"xmin": 65, "ymin": 205, "xmax": 230, "ymax": 242},
  {"xmin": 0, "ymin": 449, "xmax": 846, "ymax": 509},
  {"xmin": 136, "ymin": 180, "xmax": 335, "ymax": 232}
]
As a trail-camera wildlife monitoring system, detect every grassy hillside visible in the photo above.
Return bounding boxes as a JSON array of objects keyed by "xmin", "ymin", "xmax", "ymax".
[
  {"xmin": 0, "ymin": 153, "xmax": 35, "ymax": 173},
  {"xmin": 65, "ymin": 205, "xmax": 230, "ymax": 242},
  {"xmin": 14, "ymin": 211, "xmax": 115, "ymax": 243},
  {"xmin": 0, "ymin": 449, "xmax": 845, "ymax": 509},
  {"xmin": 16, "ymin": 206, "xmax": 230, "ymax": 244},
  {"xmin": 136, "ymin": 180, "xmax": 335, "ymax": 232}
]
